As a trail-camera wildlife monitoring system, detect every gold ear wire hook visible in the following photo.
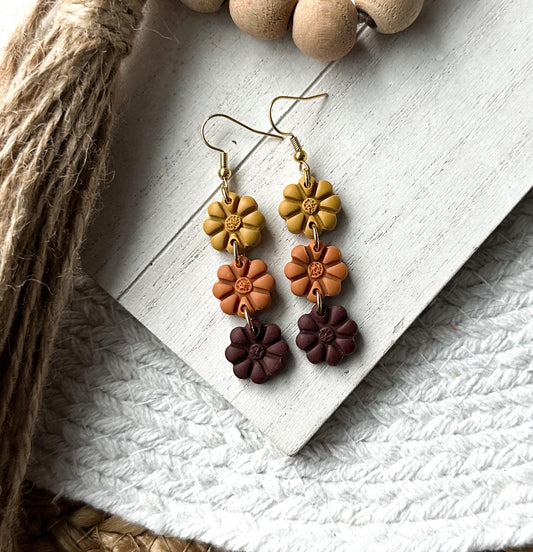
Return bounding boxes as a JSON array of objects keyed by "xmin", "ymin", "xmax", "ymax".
[
  {"xmin": 201, "ymin": 113, "xmax": 283, "ymax": 182},
  {"xmin": 268, "ymin": 93, "xmax": 328, "ymax": 138},
  {"xmin": 269, "ymin": 93, "xmax": 328, "ymax": 187}
]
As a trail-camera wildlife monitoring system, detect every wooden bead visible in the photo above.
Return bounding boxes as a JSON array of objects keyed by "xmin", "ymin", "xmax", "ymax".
[
  {"xmin": 292, "ymin": 0, "xmax": 358, "ymax": 61},
  {"xmin": 229, "ymin": 0, "xmax": 298, "ymax": 39},
  {"xmin": 180, "ymin": 0, "xmax": 225, "ymax": 13},
  {"xmin": 354, "ymin": 0, "xmax": 424, "ymax": 34}
]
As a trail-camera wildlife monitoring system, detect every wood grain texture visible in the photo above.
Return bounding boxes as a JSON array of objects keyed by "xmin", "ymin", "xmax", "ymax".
[{"xmin": 78, "ymin": 0, "xmax": 531, "ymax": 453}]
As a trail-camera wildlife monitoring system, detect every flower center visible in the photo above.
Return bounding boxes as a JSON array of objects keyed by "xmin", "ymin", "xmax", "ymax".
[
  {"xmin": 249, "ymin": 343, "xmax": 265, "ymax": 360},
  {"xmin": 225, "ymin": 214, "xmax": 242, "ymax": 231},
  {"xmin": 302, "ymin": 198, "xmax": 319, "ymax": 215},
  {"xmin": 308, "ymin": 261, "xmax": 324, "ymax": 279},
  {"xmin": 319, "ymin": 327, "xmax": 335, "ymax": 343},
  {"xmin": 235, "ymin": 277, "xmax": 253, "ymax": 294}
]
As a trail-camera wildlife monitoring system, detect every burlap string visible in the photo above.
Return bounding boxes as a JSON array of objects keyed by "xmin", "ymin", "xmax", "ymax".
[{"xmin": 0, "ymin": 0, "xmax": 146, "ymax": 548}]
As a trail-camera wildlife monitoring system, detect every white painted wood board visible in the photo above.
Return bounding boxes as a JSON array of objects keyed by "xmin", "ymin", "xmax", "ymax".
[{"xmin": 4, "ymin": 0, "xmax": 530, "ymax": 454}]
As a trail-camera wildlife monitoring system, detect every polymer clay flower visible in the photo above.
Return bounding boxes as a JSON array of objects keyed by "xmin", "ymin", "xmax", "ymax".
[
  {"xmin": 203, "ymin": 192, "xmax": 265, "ymax": 252},
  {"xmin": 212, "ymin": 257, "xmax": 275, "ymax": 317},
  {"xmin": 225, "ymin": 321, "xmax": 289, "ymax": 383},
  {"xmin": 278, "ymin": 176, "xmax": 341, "ymax": 238},
  {"xmin": 285, "ymin": 240, "xmax": 348, "ymax": 302},
  {"xmin": 296, "ymin": 305, "xmax": 357, "ymax": 366}
]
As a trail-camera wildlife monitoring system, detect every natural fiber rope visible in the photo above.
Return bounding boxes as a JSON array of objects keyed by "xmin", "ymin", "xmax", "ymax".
[{"xmin": 0, "ymin": 1, "xmax": 146, "ymax": 549}]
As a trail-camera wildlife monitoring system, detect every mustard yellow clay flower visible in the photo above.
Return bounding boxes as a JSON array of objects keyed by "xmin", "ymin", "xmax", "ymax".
[
  {"xmin": 203, "ymin": 192, "xmax": 265, "ymax": 252},
  {"xmin": 278, "ymin": 176, "xmax": 341, "ymax": 238}
]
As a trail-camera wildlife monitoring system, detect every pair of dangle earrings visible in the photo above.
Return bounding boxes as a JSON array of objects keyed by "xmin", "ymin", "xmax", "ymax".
[{"xmin": 202, "ymin": 94, "xmax": 358, "ymax": 384}]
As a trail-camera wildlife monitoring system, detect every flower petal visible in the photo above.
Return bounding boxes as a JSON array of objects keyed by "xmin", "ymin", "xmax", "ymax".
[
  {"xmin": 242, "ymin": 210, "xmax": 265, "ymax": 229},
  {"xmin": 307, "ymin": 280, "xmax": 324, "ymax": 302},
  {"xmin": 306, "ymin": 342, "xmax": 325, "ymax": 364},
  {"xmin": 283, "ymin": 183, "xmax": 305, "ymax": 201},
  {"xmin": 262, "ymin": 323, "xmax": 281, "ymax": 345},
  {"xmin": 237, "ymin": 295, "xmax": 255, "ymax": 317},
  {"xmin": 225, "ymin": 192, "xmax": 240, "ymax": 213},
  {"xmin": 298, "ymin": 313, "xmax": 318, "ymax": 332},
  {"xmin": 250, "ymin": 361, "xmax": 268, "ymax": 384},
  {"xmin": 249, "ymin": 291, "xmax": 271, "ymax": 311},
  {"xmin": 238, "ymin": 227, "xmax": 262, "ymax": 249},
  {"xmin": 303, "ymin": 216, "xmax": 317, "ymax": 238},
  {"xmin": 203, "ymin": 218, "xmax": 224, "ymax": 236},
  {"xmin": 229, "ymin": 326, "xmax": 248, "ymax": 346},
  {"xmin": 247, "ymin": 259, "xmax": 268, "ymax": 279},
  {"xmin": 279, "ymin": 198, "xmax": 301, "ymax": 219},
  {"xmin": 326, "ymin": 261, "xmax": 348, "ymax": 282},
  {"xmin": 325, "ymin": 344, "xmax": 343, "ymax": 366},
  {"xmin": 328, "ymin": 305, "xmax": 348, "ymax": 326},
  {"xmin": 262, "ymin": 356, "xmax": 283, "ymax": 377},
  {"xmin": 217, "ymin": 264, "xmax": 236, "ymax": 282},
  {"xmin": 291, "ymin": 276, "xmax": 311, "ymax": 297},
  {"xmin": 220, "ymin": 294, "xmax": 239, "ymax": 315},
  {"xmin": 253, "ymin": 274, "xmax": 275, "ymax": 292},
  {"xmin": 285, "ymin": 261, "xmax": 307, "ymax": 280},
  {"xmin": 236, "ymin": 195, "xmax": 259, "ymax": 216},
  {"xmin": 322, "ymin": 277, "xmax": 342, "ymax": 297},
  {"xmin": 299, "ymin": 176, "xmax": 316, "ymax": 196},
  {"xmin": 295, "ymin": 331, "xmax": 317, "ymax": 350},
  {"xmin": 286, "ymin": 212, "xmax": 307, "ymax": 234},
  {"xmin": 291, "ymin": 244, "xmax": 311, "ymax": 265},
  {"xmin": 335, "ymin": 337, "xmax": 356, "ymax": 355},
  {"xmin": 233, "ymin": 358, "xmax": 252, "ymax": 379},
  {"xmin": 316, "ymin": 210, "xmax": 338, "ymax": 232},
  {"xmin": 225, "ymin": 343, "xmax": 247, "ymax": 363},
  {"xmin": 322, "ymin": 245, "xmax": 342, "ymax": 265},
  {"xmin": 319, "ymin": 194, "xmax": 342, "ymax": 213},
  {"xmin": 315, "ymin": 180, "xmax": 334, "ymax": 200},
  {"xmin": 207, "ymin": 201, "xmax": 226, "ymax": 219},
  {"xmin": 266, "ymin": 339, "xmax": 289, "ymax": 358},
  {"xmin": 212, "ymin": 282, "xmax": 234, "ymax": 300},
  {"xmin": 210, "ymin": 230, "xmax": 229, "ymax": 251},
  {"xmin": 227, "ymin": 233, "xmax": 243, "ymax": 252},
  {"xmin": 336, "ymin": 318, "xmax": 358, "ymax": 336}
]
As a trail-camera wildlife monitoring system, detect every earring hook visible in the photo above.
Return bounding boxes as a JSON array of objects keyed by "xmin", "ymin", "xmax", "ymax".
[
  {"xmin": 268, "ymin": 93, "xmax": 328, "ymax": 137},
  {"xmin": 201, "ymin": 113, "xmax": 282, "ymax": 153},
  {"xmin": 202, "ymin": 113, "xmax": 283, "ymax": 185}
]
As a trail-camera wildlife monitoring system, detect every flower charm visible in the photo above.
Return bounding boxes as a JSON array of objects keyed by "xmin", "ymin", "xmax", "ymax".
[
  {"xmin": 285, "ymin": 240, "xmax": 347, "ymax": 302},
  {"xmin": 296, "ymin": 305, "xmax": 357, "ymax": 366},
  {"xmin": 203, "ymin": 192, "xmax": 265, "ymax": 252},
  {"xmin": 226, "ymin": 321, "xmax": 290, "ymax": 383},
  {"xmin": 213, "ymin": 257, "xmax": 275, "ymax": 318},
  {"xmin": 278, "ymin": 176, "xmax": 341, "ymax": 238}
]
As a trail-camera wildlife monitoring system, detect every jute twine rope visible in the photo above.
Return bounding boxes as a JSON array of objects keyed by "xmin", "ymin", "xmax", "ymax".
[{"xmin": 0, "ymin": 1, "xmax": 146, "ymax": 548}]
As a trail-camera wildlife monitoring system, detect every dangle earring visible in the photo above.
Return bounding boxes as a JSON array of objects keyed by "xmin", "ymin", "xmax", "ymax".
[
  {"xmin": 271, "ymin": 94, "xmax": 358, "ymax": 366},
  {"xmin": 201, "ymin": 114, "xmax": 290, "ymax": 384}
]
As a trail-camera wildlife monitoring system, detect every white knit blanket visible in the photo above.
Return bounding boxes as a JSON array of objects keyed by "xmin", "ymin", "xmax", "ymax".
[{"xmin": 29, "ymin": 192, "xmax": 533, "ymax": 552}]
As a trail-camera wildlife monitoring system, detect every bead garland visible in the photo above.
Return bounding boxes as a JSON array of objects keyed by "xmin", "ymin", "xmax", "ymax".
[{"xmin": 179, "ymin": 0, "xmax": 425, "ymax": 61}]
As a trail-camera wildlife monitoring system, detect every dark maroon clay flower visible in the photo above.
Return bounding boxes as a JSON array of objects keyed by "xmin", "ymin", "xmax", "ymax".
[
  {"xmin": 225, "ymin": 320, "xmax": 289, "ymax": 383},
  {"xmin": 296, "ymin": 305, "xmax": 357, "ymax": 366}
]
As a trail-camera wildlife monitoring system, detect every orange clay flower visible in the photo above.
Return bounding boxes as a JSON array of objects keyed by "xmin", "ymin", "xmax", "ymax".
[
  {"xmin": 213, "ymin": 257, "xmax": 275, "ymax": 318},
  {"xmin": 203, "ymin": 192, "xmax": 265, "ymax": 253},
  {"xmin": 284, "ymin": 240, "xmax": 348, "ymax": 303},
  {"xmin": 278, "ymin": 176, "xmax": 341, "ymax": 238}
]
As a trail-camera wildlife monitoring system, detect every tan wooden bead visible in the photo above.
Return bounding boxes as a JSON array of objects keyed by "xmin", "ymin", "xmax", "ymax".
[
  {"xmin": 180, "ymin": 0, "xmax": 225, "ymax": 13},
  {"xmin": 229, "ymin": 0, "xmax": 298, "ymax": 40},
  {"xmin": 292, "ymin": 0, "xmax": 358, "ymax": 61},
  {"xmin": 354, "ymin": 0, "xmax": 424, "ymax": 34}
]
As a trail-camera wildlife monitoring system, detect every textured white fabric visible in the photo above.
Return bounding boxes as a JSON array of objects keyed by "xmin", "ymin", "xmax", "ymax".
[{"xmin": 29, "ymin": 192, "xmax": 533, "ymax": 552}]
